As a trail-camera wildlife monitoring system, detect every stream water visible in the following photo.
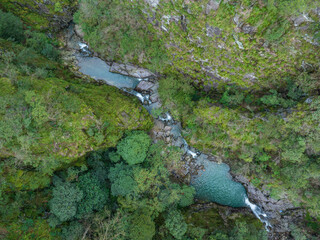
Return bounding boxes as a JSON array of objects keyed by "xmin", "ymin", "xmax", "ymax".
[{"xmin": 67, "ymin": 28, "xmax": 271, "ymax": 231}]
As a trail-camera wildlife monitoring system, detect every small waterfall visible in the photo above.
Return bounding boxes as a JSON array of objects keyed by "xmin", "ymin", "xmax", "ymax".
[
  {"xmin": 245, "ymin": 197, "xmax": 272, "ymax": 231},
  {"xmin": 78, "ymin": 42, "xmax": 91, "ymax": 55},
  {"xmin": 159, "ymin": 112, "xmax": 173, "ymax": 122}
]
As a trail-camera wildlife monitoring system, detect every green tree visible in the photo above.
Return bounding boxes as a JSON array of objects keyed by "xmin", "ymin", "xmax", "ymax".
[
  {"xmin": 0, "ymin": 10, "xmax": 24, "ymax": 42},
  {"xmin": 179, "ymin": 185, "xmax": 196, "ymax": 208},
  {"xmin": 128, "ymin": 210, "xmax": 155, "ymax": 240},
  {"xmin": 61, "ymin": 221, "xmax": 84, "ymax": 240},
  {"xmin": 76, "ymin": 172, "xmax": 109, "ymax": 217},
  {"xmin": 49, "ymin": 182, "xmax": 83, "ymax": 222},
  {"xmin": 117, "ymin": 131, "xmax": 151, "ymax": 165},
  {"xmin": 108, "ymin": 163, "xmax": 137, "ymax": 197},
  {"xmin": 165, "ymin": 210, "xmax": 188, "ymax": 240}
]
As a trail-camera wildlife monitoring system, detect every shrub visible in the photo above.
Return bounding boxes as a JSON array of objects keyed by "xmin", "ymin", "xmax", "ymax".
[
  {"xmin": 49, "ymin": 182, "xmax": 83, "ymax": 222},
  {"xmin": 117, "ymin": 131, "xmax": 151, "ymax": 165},
  {"xmin": 108, "ymin": 163, "xmax": 137, "ymax": 197},
  {"xmin": 0, "ymin": 10, "xmax": 24, "ymax": 42},
  {"xmin": 76, "ymin": 172, "xmax": 109, "ymax": 217},
  {"xmin": 128, "ymin": 210, "xmax": 155, "ymax": 240},
  {"xmin": 165, "ymin": 210, "xmax": 187, "ymax": 240},
  {"xmin": 25, "ymin": 31, "xmax": 59, "ymax": 60}
]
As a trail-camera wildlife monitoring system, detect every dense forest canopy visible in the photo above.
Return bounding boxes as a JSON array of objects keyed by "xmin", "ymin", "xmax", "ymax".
[{"xmin": 0, "ymin": 1, "xmax": 320, "ymax": 239}]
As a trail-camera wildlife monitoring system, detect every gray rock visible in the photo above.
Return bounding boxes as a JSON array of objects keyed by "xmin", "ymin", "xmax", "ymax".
[
  {"xmin": 154, "ymin": 120, "xmax": 165, "ymax": 129},
  {"xmin": 293, "ymin": 14, "xmax": 313, "ymax": 27},
  {"xmin": 173, "ymin": 136, "xmax": 185, "ymax": 148},
  {"xmin": 241, "ymin": 24, "xmax": 255, "ymax": 34},
  {"xmin": 206, "ymin": 25, "xmax": 221, "ymax": 37},
  {"xmin": 74, "ymin": 24, "xmax": 85, "ymax": 38},
  {"xmin": 150, "ymin": 93, "xmax": 159, "ymax": 103},
  {"xmin": 145, "ymin": 0, "xmax": 159, "ymax": 8},
  {"xmin": 233, "ymin": 14, "xmax": 241, "ymax": 26},
  {"xmin": 243, "ymin": 73, "xmax": 257, "ymax": 82},
  {"xmin": 135, "ymin": 80, "xmax": 155, "ymax": 92},
  {"xmin": 110, "ymin": 63, "xmax": 155, "ymax": 78},
  {"xmin": 206, "ymin": 0, "xmax": 221, "ymax": 14},
  {"xmin": 312, "ymin": 7, "xmax": 320, "ymax": 17},
  {"xmin": 164, "ymin": 126, "xmax": 172, "ymax": 131}
]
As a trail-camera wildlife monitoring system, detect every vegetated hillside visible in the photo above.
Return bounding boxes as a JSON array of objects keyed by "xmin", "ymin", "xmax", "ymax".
[
  {"xmin": 0, "ymin": 1, "xmax": 320, "ymax": 239},
  {"xmin": 1, "ymin": 0, "xmax": 78, "ymax": 31},
  {"xmin": 75, "ymin": 0, "xmax": 320, "ymax": 90},
  {"xmin": 74, "ymin": 0, "xmax": 320, "ymax": 237},
  {"xmin": 0, "ymin": 10, "xmax": 152, "ymax": 192}
]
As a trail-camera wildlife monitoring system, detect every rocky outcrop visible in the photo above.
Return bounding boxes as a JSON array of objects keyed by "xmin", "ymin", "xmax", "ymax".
[
  {"xmin": 139, "ymin": 1, "xmax": 320, "ymax": 90},
  {"xmin": 110, "ymin": 63, "xmax": 156, "ymax": 78},
  {"xmin": 145, "ymin": 0, "xmax": 160, "ymax": 8},
  {"xmin": 135, "ymin": 80, "xmax": 154, "ymax": 92},
  {"xmin": 74, "ymin": 24, "xmax": 85, "ymax": 38},
  {"xmin": 205, "ymin": 0, "xmax": 221, "ymax": 14},
  {"xmin": 232, "ymin": 174, "xmax": 303, "ymax": 235}
]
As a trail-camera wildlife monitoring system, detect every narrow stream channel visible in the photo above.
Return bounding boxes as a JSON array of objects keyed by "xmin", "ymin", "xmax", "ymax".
[{"xmin": 65, "ymin": 25, "xmax": 272, "ymax": 231}]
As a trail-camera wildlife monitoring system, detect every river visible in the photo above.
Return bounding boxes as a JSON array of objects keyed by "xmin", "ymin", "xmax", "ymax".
[{"xmin": 64, "ymin": 25, "xmax": 272, "ymax": 231}]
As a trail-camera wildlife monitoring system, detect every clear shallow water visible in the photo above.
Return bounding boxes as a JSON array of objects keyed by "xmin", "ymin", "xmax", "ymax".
[
  {"xmin": 191, "ymin": 157, "xmax": 247, "ymax": 207},
  {"xmin": 76, "ymin": 55, "xmax": 140, "ymax": 89}
]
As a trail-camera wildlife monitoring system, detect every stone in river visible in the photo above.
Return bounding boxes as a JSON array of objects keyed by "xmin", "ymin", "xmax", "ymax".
[
  {"xmin": 110, "ymin": 62, "xmax": 155, "ymax": 78},
  {"xmin": 135, "ymin": 80, "xmax": 154, "ymax": 92}
]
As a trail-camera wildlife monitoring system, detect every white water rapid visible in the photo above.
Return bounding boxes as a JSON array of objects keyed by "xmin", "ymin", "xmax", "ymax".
[{"xmin": 245, "ymin": 197, "xmax": 272, "ymax": 231}]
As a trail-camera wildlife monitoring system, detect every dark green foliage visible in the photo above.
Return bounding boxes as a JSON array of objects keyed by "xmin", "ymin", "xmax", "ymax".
[
  {"xmin": 165, "ymin": 210, "xmax": 188, "ymax": 240},
  {"xmin": 220, "ymin": 88, "xmax": 245, "ymax": 107},
  {"xmin": 109, "ymin": 151, "xmax": 121, "ymax": 163},
  {"xmin": 128, "ymin": 210, "xmax": 155, "ymax": 240},
  {"xmin": 0, "ymin": 10, "xmax": 24, "ymax": 42},
  {"xmin": 76, "ymin": 172, "xmax": 109, "ymax": 217},
  {"xmin": 108, "ymin": 163, "xmax": 137, "ymax": 196},
  {"xmin": 229, "ymin": 221, "xmax": 268, "ymax": 240},
  {"xmin": 61, "ymin": 221, "xmax": 84, "ymax": 240},
  {"xmin": 179, "ymin": 185, "xmax": 196, "ymax": 208},
  {"xmin": 117, "ymin": 131, "xmax": 151, "ymax": 165},
  {"xmin": 259, "ymin": 89, "xmax": 295, "ymax": 108},
  {"xmin": 25, "ymin": 30, "xmax": 59, "ymax": 61},
  {"xmin": 49, "ymin": 182, "xmax": 83, "ymax": 223}
]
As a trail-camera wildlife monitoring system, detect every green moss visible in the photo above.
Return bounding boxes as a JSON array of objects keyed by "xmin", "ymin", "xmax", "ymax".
[
  {"xmin": 1, "ymin": 0, "xmax": 77, "ymax": 31},
  {"xmin": 0, "ymin": 38, "xmax": 153, "ymax": 190}
]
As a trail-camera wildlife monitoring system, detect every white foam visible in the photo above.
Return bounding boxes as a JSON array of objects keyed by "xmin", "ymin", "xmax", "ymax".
[
  {"xmin": 79, "ymin": 43, "xmax": 88, "ymax": 49},
  {"xmin": 245, "ymin": 197, "xmax": 272, "ymax": 232},
  {"xmin": 187, "ymin": 150, "xmax": 197, "ymax": 158}
]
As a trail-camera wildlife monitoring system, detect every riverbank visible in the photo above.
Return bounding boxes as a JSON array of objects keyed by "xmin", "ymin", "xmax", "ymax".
[{"xmin": 57, "ymin": 23, "xmax": 307, "ymax": 238}]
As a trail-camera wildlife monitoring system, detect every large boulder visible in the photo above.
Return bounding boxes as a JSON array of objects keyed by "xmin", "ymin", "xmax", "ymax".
[
  {"xmin": 135, "ymin": 80, "xmax": 155, "ymax": 92},
  {"xmin": 110, "ymin": 63, "xmax": 155, "ymax": 78}
]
